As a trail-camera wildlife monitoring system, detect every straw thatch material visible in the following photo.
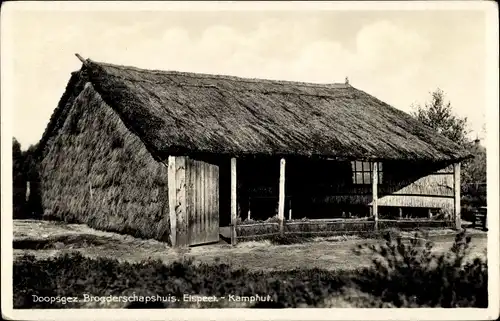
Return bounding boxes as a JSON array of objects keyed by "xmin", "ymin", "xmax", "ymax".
[
  {"xmin": 39, "ymin": 81, "xmax": 170, "ymax": 242},
  {"xmin": 37, "ymin": 72, "xmax": 86, "ymax": 158},
  {"xmin": 43, "ymin": 57, "xmax": 470, "ymax": 162}
]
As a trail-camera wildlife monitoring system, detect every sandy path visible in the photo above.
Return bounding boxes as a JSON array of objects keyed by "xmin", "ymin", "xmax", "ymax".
[{"xmin": 13, "ymin": 219, "xmax": 487, "ymax": 271}]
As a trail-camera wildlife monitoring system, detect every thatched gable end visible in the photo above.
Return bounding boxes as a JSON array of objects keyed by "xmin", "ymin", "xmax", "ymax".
[
  {"xmin": 39, "ymin": 83, "xmax": 171, "ymax": 242},
  {"xmin": 37, "ymin": 71, "xmax": 88, "ymax": 159}
]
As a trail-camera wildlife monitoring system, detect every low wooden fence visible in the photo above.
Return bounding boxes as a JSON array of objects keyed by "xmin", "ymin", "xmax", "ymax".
[
  {"xmin": 236, "ymin": 222, "xmax": 280, "ymax": 241},
  {"xmin": 235, "ymin": 218, "xmax": 454, "ymax": 242}
]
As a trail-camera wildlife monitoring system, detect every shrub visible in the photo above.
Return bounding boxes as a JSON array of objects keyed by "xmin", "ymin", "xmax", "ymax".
[
  {"xmin": 351, "ymin": 229, "xmax": 488, "ymax": 307},
  {"xmin": 13, "ymin": 252, "xmax": 352, "ymax": 309}
]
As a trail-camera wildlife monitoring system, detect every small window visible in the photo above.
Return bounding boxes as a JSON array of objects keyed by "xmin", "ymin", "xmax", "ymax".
[{"xmin": 351, "ymin": 161, "xmax": 383, "ymax": 184}]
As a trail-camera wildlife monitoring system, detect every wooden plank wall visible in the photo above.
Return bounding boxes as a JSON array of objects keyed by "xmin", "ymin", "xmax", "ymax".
[
  {"xmin": 186, "ymin": 158, "xmax": 220, "ymax": 246},
  {"xmin": 369, "ymin": 164, "xmax": 454, "ymax": 214},
  {"xmin": 297, "ymin": 161, "xmax": 455, "ymax": 212},
  {"xmin": 168, "ymin": 156, "xmax": 219, "ymax": 247}
]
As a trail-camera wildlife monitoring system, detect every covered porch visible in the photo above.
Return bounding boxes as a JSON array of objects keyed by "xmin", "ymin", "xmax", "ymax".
[{"xmin": 224, "ymin": 156, "xmax": 462, "ymax": 244}]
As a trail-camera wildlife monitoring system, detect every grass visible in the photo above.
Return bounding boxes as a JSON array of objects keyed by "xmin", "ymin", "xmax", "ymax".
[
  {"xmin": 13, "ymin": 219, "xmax": 487, "ymax": 272},
  {"xmin": 13, "ymin": 229, "xmax": 487, "ymax": 309}
]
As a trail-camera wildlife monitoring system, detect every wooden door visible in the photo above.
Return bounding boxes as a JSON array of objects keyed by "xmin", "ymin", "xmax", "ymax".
[{"xmin": 186, "ymin": 158, "xmax": 220, "ymax": 246}]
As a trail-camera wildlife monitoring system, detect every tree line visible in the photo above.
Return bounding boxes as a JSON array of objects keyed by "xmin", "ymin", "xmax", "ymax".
[{"xmin": 12, "ymin": 139, "xmax": 42, "ymax": 219}]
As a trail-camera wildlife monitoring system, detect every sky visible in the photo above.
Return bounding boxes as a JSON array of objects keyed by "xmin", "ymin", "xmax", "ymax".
[{"xmin": 3, "ymin": 5, "xmax": 489, "ymax": 149}]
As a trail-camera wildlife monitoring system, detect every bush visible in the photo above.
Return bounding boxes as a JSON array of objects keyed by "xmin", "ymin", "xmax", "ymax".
[
  {"xmin": 351, "ymin": 229, "xmax": 488, "ymax": 307},
  {"xmin": 461, "ymin": 183, "xmax": 486, "ymax": 212},
  {"xmin": 13, "ymin": 252, "xmax": 352, "ymax": 309}
]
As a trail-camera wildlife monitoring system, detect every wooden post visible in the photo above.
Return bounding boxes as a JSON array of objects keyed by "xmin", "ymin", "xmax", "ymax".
[
  {"xmin": 398, "ymin": 208, "xmax": 403, "ymax": 219},
  {"xmin": 453, "ymin": 162, "xmax": 461, "ymax": 230},
  {"xmin": 167, "ymin": 156, "xmax": 177, "ymax": 247},
  {"xmin": 247, "ymin": 199, "xmax": 251, "ymax": 221},
  {"xmin": 428, "ymin": 209, "xmax": 433, "ymax": 219},
  {"xmin": 288, "ymin": 198, "xmax": 292, "ymax": 221},
  {"xmin": 167, "ymin": 156, "xmax": 189, "ymax": 247},
  {"xmin": 26, "ymin": 181, "xmax": 31, "ymax": 202},
  {"xmin": 278, "ymin": 158, "xmax": 286, "ymax": 235},
  {"xmin": 372, "ymin": 162, "xmax": 378, "ymax": 230},
  {"xmin": 231, "ymin": 158, "xmax": 237, "ymax": 245},
  {"xmin": 176, "ymin": 156, "xmax": 188, "ymax": 246}
]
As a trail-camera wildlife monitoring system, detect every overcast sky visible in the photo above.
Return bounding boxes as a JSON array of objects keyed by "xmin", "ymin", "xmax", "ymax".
[{"xmin": 3, "ymin": 6, "xmax": 489, "ymax": 149}]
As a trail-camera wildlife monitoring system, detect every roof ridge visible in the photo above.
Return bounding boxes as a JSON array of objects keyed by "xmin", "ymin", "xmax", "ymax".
[
  {"xmin": 99, "ymin": 71, "xmax": 359, "ymax": 99},
  {"xmin": 90, "ymin": 59, "xmax": 349, "ymax": 89}
]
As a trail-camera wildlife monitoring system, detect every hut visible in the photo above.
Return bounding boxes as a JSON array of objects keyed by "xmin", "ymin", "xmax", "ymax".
[{"xmin": 36, "ymin": 54, "xmax": 472, "ymax": 247}]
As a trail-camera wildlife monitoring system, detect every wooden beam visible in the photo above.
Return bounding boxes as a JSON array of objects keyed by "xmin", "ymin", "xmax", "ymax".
[
  {"xmin": 372, "ymin": 162, "xmax": 378, "ymax": 230},
  {"xmin": 75, "ymin": 53, "xmax": 88, "ymax": 66},
  {"xmin": 278, "ymin": 158, "xmax": 286, "ymax": 234},
  {"xmin": 230, "ymin": 158, "xmax": 237, "ymax": 245},
  {"xmin": 453, "ymin": 162, "xmax": 461, "ymax": 230},
  {"xmin": 175, "ymin": 156, "xmax": 189, "ymax": 246},
  {"xmin": 167, "ymin": 157, "xmax": 177, "ymax": 246}
]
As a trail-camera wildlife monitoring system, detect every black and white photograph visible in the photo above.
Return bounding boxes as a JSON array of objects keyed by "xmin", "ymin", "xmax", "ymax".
[{"xmin": 1, "ymin": 1, "xmax": 498, "ymax": 320}]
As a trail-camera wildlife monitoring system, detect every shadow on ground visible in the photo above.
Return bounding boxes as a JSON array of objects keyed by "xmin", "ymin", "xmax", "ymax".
[{"xmin": 13, "ymin": 234, "xmax": 120, "ymax": 250}]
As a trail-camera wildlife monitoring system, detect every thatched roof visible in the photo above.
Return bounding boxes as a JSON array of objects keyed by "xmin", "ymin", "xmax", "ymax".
[{"xmin": 40, "ymin": 56, "xmax": 472, "ymax": 162}]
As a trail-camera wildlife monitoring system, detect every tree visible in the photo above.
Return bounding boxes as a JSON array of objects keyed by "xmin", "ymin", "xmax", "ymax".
[
  {"xmin": 12, "ymin": 137, "xmax": 26, "ymax": 218},
  {"xmin": 411, "ymin": 88, "xmax": 470, "ymax": 147},
  {"xmin": 462, "ymin": 140, "xmax": 486, "ymax": 184},
  {"xmin": 22, "ymin": 143, "xmax": 43, "ymax": 218},
  {"xmin": 411, "ymin": 89, "xmax": 487, "ymax": 207}
]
